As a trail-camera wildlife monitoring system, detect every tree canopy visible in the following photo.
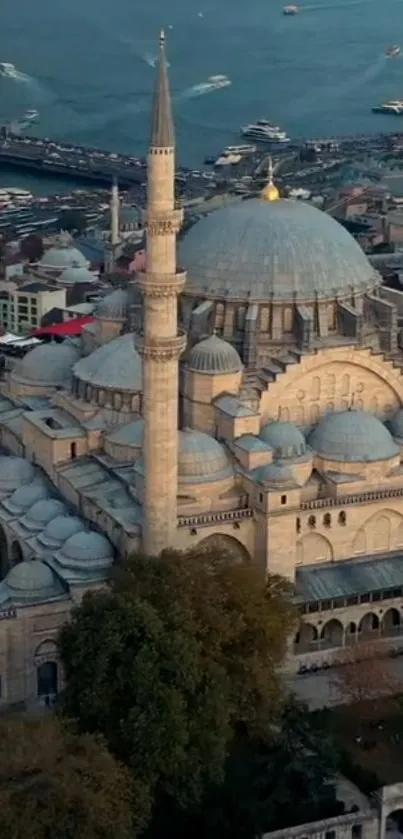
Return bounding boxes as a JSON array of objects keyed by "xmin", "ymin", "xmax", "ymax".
[
  {"xmin": 0, "ymin": 714, "xmax": 148, "ymax": 839},
  {"xmin": 57, "ymin": 209, "xmax": 86, "ymax": 234},
  {"xmin": 59, "ymin": 548, "xmax": 295, "ymax": 825},
  {"xmin": 20, "ymin": 233, "xmax": 44, "ymax": 262}
]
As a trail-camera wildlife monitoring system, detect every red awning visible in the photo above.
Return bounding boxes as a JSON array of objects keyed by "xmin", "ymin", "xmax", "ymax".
[{"xmin": 32, "ymin": 316, "xmax": 94, "ymax": 337}]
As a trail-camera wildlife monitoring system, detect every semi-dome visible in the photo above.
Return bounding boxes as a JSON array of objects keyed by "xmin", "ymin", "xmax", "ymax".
[
  {"xmin": 178, "ymin": 430, "xmax": 233, "ymax": 482},
  {"xmin": 37, "ymin": 515, "xmax": 86, "ymax": 549},
  {"xmin": 187, "ymin": 335, "xmax": 242, "ymax": 374},
  {"xmin": 3, "ymin": 482, "xmax": 49, "ymax": 515},
  {"xmin": 5, "ymin": 560, "xmax": 64, "ymax": 604},
  {"xmin": 59, "ymin": 265, "xmax": 95, "ymax": 285},
  {"xmin": 74, "ymin": 333, "xmax": 141, "ymax": 391},
  {"xmin": 260, "ymin": 421, "xmax": 307, "ymax": 458},
  {"xmin": 179, "ymin": 198, "xmax": 378, "ymax": 302},
  {"xmin": 39, "ymin": 246, "xmax": 88, "ymax": 270},
  {"xmin": 0, "ymin": 457, "xmax": 36, "ymax": 492},
  {"xmin": 309, "ymin": 410, "xmax": 399, "ymax": 462},
  {"xmin": 20, "ymin": 499, "xmax": 67, "ymax": 532},
  {"xmin": 15, "ymin": 341, "xmax": 81, "ymax": 387},
  {"xmin": 254, "ymin": 462, "xmax": 296, "ymax": 487},
  {"xmin": 95, "ymin": 287, "xmax": 130, "ymax": 321}
]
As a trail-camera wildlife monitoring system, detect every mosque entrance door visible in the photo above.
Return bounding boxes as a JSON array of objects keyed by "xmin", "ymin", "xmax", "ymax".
[{"xmin": 36, "ymin": 661, "xmax": 58, "ymax": 698}]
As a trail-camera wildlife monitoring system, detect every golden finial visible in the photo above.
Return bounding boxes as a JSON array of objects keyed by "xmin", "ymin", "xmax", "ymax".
[{"xmin": 261, "ymin": 156, "xmax": 280, "ymax": 202}]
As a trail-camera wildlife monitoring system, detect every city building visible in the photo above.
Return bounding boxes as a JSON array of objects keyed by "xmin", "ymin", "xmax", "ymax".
[
  {"xmin": 0, "ymin": 282, "xmax": 66, "ymax": 333},
  {"xmin": 2, "ymin": 33, "xmax": 403, "ymax": 705}
]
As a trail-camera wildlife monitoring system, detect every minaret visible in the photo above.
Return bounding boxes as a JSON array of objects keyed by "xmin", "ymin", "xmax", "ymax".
[
  {"xmin": 137, "ymin": 30, "xmax": 186, "ymax": 555},
  {"xmin": 111, "ymin": 177, "xmax": 120, "ymax": 247}
]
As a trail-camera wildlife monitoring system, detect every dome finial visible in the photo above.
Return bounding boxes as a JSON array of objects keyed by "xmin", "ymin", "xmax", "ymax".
[{"xmin": 261, "ymin": 156, "xmax": 280, "ymax": 202}]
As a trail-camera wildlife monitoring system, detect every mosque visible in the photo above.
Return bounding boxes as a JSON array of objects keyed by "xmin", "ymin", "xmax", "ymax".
[{"xmin": 0, "ymin": 33, "xmax": 403, "ymax": 705}]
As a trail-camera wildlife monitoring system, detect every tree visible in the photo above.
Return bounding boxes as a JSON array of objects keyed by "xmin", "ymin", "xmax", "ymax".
[
  {"xmin": 58, "ymin": 548, "xmax": 295, "ymax": 823},
  {"xmin": 57, "ymin": 209, "xmax": 86, "ymax": 235},
  {"xmin": 0, "ymin": 714, "xmax": 149, "ymax": 839},
  {"xmin": 330, "ymin": 640, "xmax": 403, "ymax": 713},
  {"xmin": 152, "ymin": 701, "xmax": 342, "ymax": 839},
  {"xmin": 20, "ymin": 233, "xmax": 44, "ymax": 262}
]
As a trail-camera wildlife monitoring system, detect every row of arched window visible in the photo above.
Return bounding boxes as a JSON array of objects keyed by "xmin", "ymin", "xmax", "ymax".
[{"xmin": 296, "ymin": 510, "xmax": 347, "ymax": 533}]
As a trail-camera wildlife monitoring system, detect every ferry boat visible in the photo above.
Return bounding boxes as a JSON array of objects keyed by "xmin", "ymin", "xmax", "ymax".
[
  {"xmin": 192, "ymin": 74, "xmax": 231, "ymax": 94},
  {"xmin": 224, "ymin": 144, "xmax": 256, "ymax": 155},
  {"xmin": 372, "ymin": 100, "xmax": 403, "ymax": 114},
  {"xmin": 386, "ymin": 45, "xmax": 400, "ymax": 58},
  {"xmin": 283, "ymin": 5, "xmax": 299, "ymax": 14},
  {"xmin": 0, "ymin": 62, "xmax": 17, "ymax": 78},
  {"xmin": 241, "ymin": 119, "xmax": 290, "ymax": 143}
]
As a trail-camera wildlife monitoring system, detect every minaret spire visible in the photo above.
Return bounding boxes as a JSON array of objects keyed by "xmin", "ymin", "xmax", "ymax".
[
  {"xmin": 150, "ymin": 28, "xmax": 174, "ymax": 148},
  {"xmin": 110, "ymin": 177, "xmax": 120, "ymax": 247},
  {"xmin": 137, "ymin": 31, "xmax": 186, "ymax": 555}
]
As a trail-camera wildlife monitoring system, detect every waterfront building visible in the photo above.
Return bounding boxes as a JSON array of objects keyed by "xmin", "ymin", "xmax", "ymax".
[
  {"xmin": 1, "ymin": 32, "xmax": 403, "ymax": 705},
  {"xmin": 0, "ymin": 281, "xmax": 67, "ymax": 334}
]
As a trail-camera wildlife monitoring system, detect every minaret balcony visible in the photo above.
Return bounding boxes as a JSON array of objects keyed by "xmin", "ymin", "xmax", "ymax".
[
  {"xmin": 135, "ymin": 328, "xmax": 187, "ymax": 361},
  {"xmin": 137, "ymin": 269, "xmax": 187, "ymax": 297}
]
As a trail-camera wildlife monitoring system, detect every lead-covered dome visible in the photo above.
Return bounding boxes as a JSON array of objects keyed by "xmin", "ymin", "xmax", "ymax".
[
  {"xmin": 179, "ymin": 198, "xmax": 378, "ymax": 302},
  {"xmin": 309, "ymin": 410, "xmax": 399, "ymax": 462},
  {"xmin": 39, "ymin": 247, "xmax": 88, "ymax": 270},
  {"xmin": 187, "ymin": 335, "xmax": 242, "ymax": 374},
  {"xmin": 5, "ymin": 560, "xmax": 64, "ymax": 604},
  {"xmin": 254, "ymin": 462, "xmax": 296, "ymax": 487},
  {"xmin": 260, "ymin": 421, "xmax": 307, "ymax": 458},
  {"xmin": 0, "ymin": 457, "xmax": 36, "ymax": 492},
  {"xmin": 3, "ymin": 482, "xmax": 49, "ymax": 515},
  {"xmin": 59, "ymin": 265, "xmax": 95, "ymax": 285},
  {"xmin": 95, "ymin": 288, "xmax": 130, "ymax": 321},
  {"xmin": 20, "ymin": 499, "xmax": 67, "ymax": 533},
  {"xmin": 73, "ymin": 333, "xmax": 141, "ymax": 391},
  {"xmin": 179, "ymin": 430, "xmax": 233, "ymax": 482},
  {"xmin": 49, "ymin": 531, "xmax": 114, "ymax": 583},
  {"xmin": 15, "ymin": 341, "xmax": 81, "ymax": 387}
]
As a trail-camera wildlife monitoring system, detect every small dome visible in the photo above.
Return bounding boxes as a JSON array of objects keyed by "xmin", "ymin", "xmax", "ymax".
[
  {"xmin": 6, "ymin": 560, "xmax": 64, "ymax": 603},
  {"xmin": 179, "ymin": 430, "xmax": 233, "ymax": 482},
  {"xmin": 39, "ymin": 245, "xmax": 88, "ymax": 270},
  {"xmin": 59, "ymin": 265, "xmax": 95, "ymax": 285},
  {"xmin": 95, "ymin": 287, "xmax": 130, "ymax": 321},
  {"xmin": 21, "ymin": 499, "xmax": 67, "ymax": 532},
  {"xmin": 254, "ymin": 462, "xmax": 296, "ymax": 487},
  {"xmin": 0, "ymin": 457, "xmax": 36, "ymax": 492},
  {"xmin": 52, "ymin": 531, "xmax": 114, "ymax": 581},
  {"xmin": 187, "ymin": 335, "xmax": 242, "ymax": 374},
  {"xmin": 106, "ymin": 419, "xmax": 144, "ymax": 448},
  {"xmin": 309, "ymin": 410, "xmax": 399, "ymax": 462},
  {"xmin": 37, "ymin": 515, "xmax": 86, "ymax": 549},
  {"xmin": 74, "ymin": 333, "xmax": 141, "ymax": 392},
  {"xmin": 4, "ymin": 482, "xmax": 49, "ymax": 515},
  {"xmin": 389, "ymin": 410, "xmax": 403, "ymax": 440},
  {"xmin": 260, "ymin": 421, "xmax": 307, "ymax": 458},
  {"xmin": 16, "ymin": 341, "xmax": 81, "ymax": 387}
]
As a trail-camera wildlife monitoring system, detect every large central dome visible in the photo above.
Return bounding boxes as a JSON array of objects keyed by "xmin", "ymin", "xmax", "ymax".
[{"xmin": 179, "ymin": 198, "xmax": 378, "ymax": 302}]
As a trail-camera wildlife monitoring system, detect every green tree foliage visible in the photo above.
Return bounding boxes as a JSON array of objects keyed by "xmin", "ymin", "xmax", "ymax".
[
  {"xmin": 0, "ymin": 714, "xmax": 149, "ymax": 839},
  {"xmin": 149, "ymin": 700, "xmax": 343, "ymax": 839},
  {"xmin": 59, "ymin": 548, "xmax": 295, "ymax": 823},
  {"xmin": 20, "ymin": 233, "xmax": 44, "ymax": 262},
  {"xmin": 57, "ymin": 209, "xmax": 86, "ymax": 234}
]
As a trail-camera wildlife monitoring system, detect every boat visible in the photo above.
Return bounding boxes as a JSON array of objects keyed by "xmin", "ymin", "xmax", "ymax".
[
  {"xmin": 21, "ymin": 109, "xmax": 38, "ymax": 123},
  {"xmin": 0, "ymin": 62, "xmax": 17, "ymax": 78},
  {"xmin": 283, "ymin": 5, "xmax": 299, "ymax": 14},
  {"xmin": 386, "ymin": 45, "xmax": 400, "ymax": 58},
  {"xmin": 192, "ymin": 74, "xmax": 231, "ymax": 94},
  {"xmin": 241, "ymin": 119, "xmax": 290, "ymax": 143},
  {"xmin": 372, "ymin": 100, "xmax": 403, "ymax": 114}
]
